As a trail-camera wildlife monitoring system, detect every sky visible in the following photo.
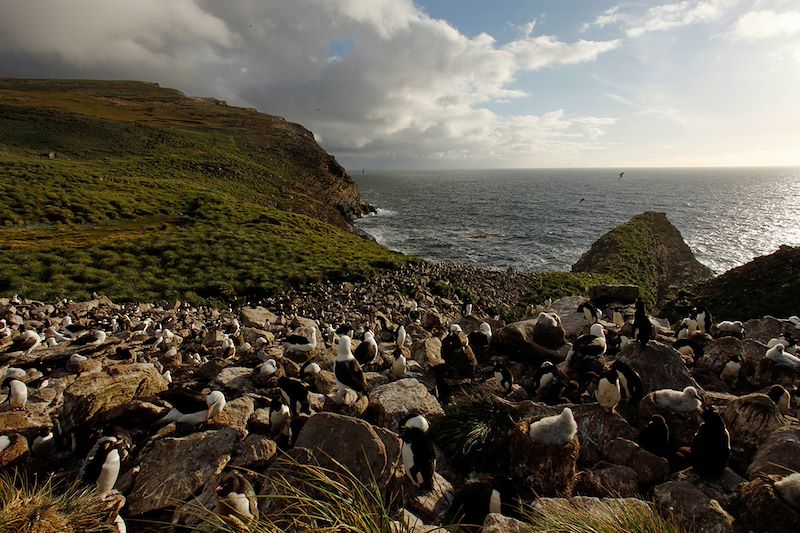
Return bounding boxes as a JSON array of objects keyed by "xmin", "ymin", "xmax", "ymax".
[{"xmin": 1, "ymin": 0, "xmax": 799, "ymax": 170}]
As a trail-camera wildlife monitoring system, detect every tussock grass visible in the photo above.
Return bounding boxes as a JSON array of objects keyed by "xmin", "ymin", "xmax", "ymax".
[
  {"xmin": 0, "ymin": 472, "xmax": 116, "ymax": 533},
  {"xmin": 431, "ymin": 389, "xmax": 517, "ymax": 474},
  {"xmin": 521, "ymin": 497, "xmax": 692, "ymax": 533},
  {"xmin": 181, "ymin": 460, "xmax": 399, "ymax": 533}
]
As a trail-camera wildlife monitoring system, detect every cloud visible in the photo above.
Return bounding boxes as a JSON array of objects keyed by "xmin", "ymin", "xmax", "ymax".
[
  {"xmin": 731, "ymin": 9, "xmax": 800, "ymax": 41},
  {"xmin": 0, "ymin": 0, "xmax": 619, "ymax": 168},
  {"xmin": 626, "ymin": 0, "xmax": 737, "ymax": 37},
  {"xmin": 580, "ymin": 6, "xmax": 622, "ymax": 32}
]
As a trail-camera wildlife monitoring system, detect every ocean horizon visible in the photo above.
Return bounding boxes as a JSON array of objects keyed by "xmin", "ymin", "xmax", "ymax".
[{"xmin": 354, "ymin": 166, "xmax": 800, "ymax": 276}]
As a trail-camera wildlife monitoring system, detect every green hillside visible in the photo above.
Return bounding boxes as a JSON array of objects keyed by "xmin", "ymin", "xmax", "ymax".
[{"xmin": 0, "ymin": 79, "xmax": 411, "ymax": 303}]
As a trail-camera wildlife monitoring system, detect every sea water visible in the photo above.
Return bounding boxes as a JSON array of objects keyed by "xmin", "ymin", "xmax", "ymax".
[{"xmin": 354, "ymin": 167, "xmax": 800, "ymax": 275}]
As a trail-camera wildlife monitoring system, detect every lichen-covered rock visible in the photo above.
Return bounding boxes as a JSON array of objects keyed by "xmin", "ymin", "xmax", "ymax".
[
  {"xmin": 211, "ymin": 366, "xmax": 256, "ymax": 394},
  {"xmin": 653, "ymin": 481, "xmax": 734, "ymax": 533},
  {"xmin": 230, "ymin": 434, "xmax": 278, "ymax": 470},
  {"xmin": 127, "ymin": 428, "xmax": 241, "ymax": 515},
  {"xmin": 240, "ymin": 306, "xmax": 277, "ymax": 329},
  {"xmin": 206, "ymin": 395, "xmax": 254, "ymax": 433},
  {"xmin": 722, "ymin": 393, "xmax": 789, "ymax": 470},
  {"xmin": 61, "ymin": 363, "xmax": 168, "ymax": 431},
  {"xmin": 0, "ymin": 400, "xmax": 52, "ymax": 440},
  {"xmin": 368, "ymin": 378, "xmax": 444, "ymax": 432},
  {"xmin": 747, "ymin": 426, "xmax": 800, "ymax": 478}
]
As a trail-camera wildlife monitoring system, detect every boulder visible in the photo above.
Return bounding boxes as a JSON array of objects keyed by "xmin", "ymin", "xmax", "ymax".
[
  {"xmin": 589, "ymin": 284, "xmax": 640, "ymax": 306},
  {"xmin": 698, "ymin": 337, "xmax": 743, "ymax": 373},
  {"xmin": 293, "ymin": 412, "xmax": 395, "ymax": 488},
  {"xmin": 61, "ymin": 363, "xmax": 168, "ymax": 431},
  {"xmin": 392, "ymin": 470, "xmax": 454, "ymax": 525},
  {"xmin": 737, "ymin": 475, "xmax": 800, "ymax": 533},
  {"xmin": 206, "ymin": 395, "xmax": 254, "ymax": 433},
  {"xmin": 509, "ymin": 417, "xmax": 579, "ymax": 497},
  {"xmin": 617, "ymin": 340, "xmax": 698, "ymax": 394},
  {"xmin": 411, "ymin": 338, "xmax": 443, "ymax": 369},
  {"xmin": 240, "ymin": 306, "xmax": 277, "ymax": 329},
  {"xmin": 671, "ymin": 467, "xmax": 745, "ymax": 513},
  {"xmin": 602, "ymin": 438, "xmax": 670, "ymax": 486},
  {"xmin": 722, "ymin": 393, "xmax": 789, "ymax": 470},
  {"xmin": 574, "ymin": 463, "xmax": 639, "ymax": 497},
  {"xmin": 747, "ymin": 426, "xmax": 800, "ymax": 478},
  {"xmin": 230, "ymin": 434, "xmax": 278, "ymax": 470},
  {"xmin": 653, "ymin": 481, "xmax": 734, "ymax": 533},
  {"xmin": 127, "ymin": 428, "xmax": 241, "ymax": 515},
  {"xmin": 743, "ymin": 316, "xmax": 785, "ymax": 344},
  {"xmin": 368, "ymin": 378, "xmax": 444, "ymax": 432},
  {"xmin": 549, "ymin": 296, "xmax": 589, "ymax": 339},
  {"xmin": 211, "ymin": 366, "xmax": 256, "ymax": 394},
  {"xmin": 494, "ymin": 319, "xmax": 567, "ymax": 362}
]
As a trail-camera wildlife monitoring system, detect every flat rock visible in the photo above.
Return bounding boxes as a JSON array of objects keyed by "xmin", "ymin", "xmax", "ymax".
[
  {"xmin": 211, "ymin": 366, "xmax": 256, "ymax": 395},
  {"xmin": 0, "ymin": 400, "xmax": 52, "ymax": 440},
  {"xmin": 743, "ymin": 316, "xmax": 785, "ymax": 344},
  {"xmin": 368, "ymin": 378, "xmax": 444, "ymax": 432},
  {"xmin": 61, "ymin": 363, "xmax": 168, "ymax": 431},
  {"xmin": 240, "ymin": 306, "xmax": 277, "ymax": 329},
  {"xmin": 127, "ymin": 428, "xmax": 241, "ymax": 515}
]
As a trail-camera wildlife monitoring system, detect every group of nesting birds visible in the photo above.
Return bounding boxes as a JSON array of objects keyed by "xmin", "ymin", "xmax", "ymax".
[{"xmin": 2, "ymin": 291, "xmax": 800, "ymax": 529}]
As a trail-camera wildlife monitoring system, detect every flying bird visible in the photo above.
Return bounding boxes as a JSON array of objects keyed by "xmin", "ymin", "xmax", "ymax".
[
  {"xmin": 578, "ymin": 198, "xmax": 585, "ymax": 205},
  {"xmin": 618, "ymin": 171, "xmax": 624, "ymax": 179}
]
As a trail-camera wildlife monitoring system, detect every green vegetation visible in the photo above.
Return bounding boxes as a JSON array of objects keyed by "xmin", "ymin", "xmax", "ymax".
[
  {"xmin": 0, "ymin": 472, "xmax": 116, "ymax": 533},
  {"xmin": 571, "ymin": 212, "xmax": 713, "ymax": 309},
  {"xmin": 0, "ymin": 79, "xmax": 411, "ymax": 303}
]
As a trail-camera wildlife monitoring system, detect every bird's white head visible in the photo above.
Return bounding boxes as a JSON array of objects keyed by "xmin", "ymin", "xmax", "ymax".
[
  {"xmin": 338, "ymin": 335, "xmax": 353, "ymax": 357},
  {"xmin": 206, "ymin": 390, "xmax": 226, "ymax": 419},
  {"xmin": 589, "ymin": 323, "xmax": 605, "ymax": 338}
]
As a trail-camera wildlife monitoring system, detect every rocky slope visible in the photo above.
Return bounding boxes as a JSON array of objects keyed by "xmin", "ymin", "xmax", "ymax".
[
  {"xmin": 572, "ymin": 211, "xmax": 714, "ymax": 308},
  {"xmin": 665, "ymin": 244, "xmax": 800, "ymax": 321},
  {"xmin": 2, "ymin": 268, "xmax": 800, "ymax": 532}
]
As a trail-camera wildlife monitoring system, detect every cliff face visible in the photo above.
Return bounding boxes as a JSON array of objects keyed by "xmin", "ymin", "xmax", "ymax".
[
  {"xmin": 572, "ymin": 212, "xmax": 713, "ymax": 308},
  {"xmin": 664, "ymin": 245, "xmax": 800, "ymax": 321},
  {"xmin": 0, "ymin": 78, "xmax": 370, "ymax": 229}
]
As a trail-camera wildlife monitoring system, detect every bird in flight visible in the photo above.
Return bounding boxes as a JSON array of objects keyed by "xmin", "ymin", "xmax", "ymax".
[
  {"xmin": 578, "ymin": 198, "xmax": 585, "ymax": 205},
  {"xmin": 618, "ymin": 172, "xmax": 624, "ymax": 179}
]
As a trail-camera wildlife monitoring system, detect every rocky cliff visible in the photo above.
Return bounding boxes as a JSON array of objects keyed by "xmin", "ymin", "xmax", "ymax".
[{"xmin": 572, "ymin": 212, "xmax": 713, "ymax": 308}]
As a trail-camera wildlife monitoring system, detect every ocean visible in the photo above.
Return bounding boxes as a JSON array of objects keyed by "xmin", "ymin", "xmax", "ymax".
[{"xmin": 353, "ymin": 167, "xmax": 800, "ymax": 275}]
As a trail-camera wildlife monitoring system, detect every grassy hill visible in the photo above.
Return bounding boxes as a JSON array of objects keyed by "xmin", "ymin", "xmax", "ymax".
[{"xmin": 0, "ymin": 79, "xmax": 411, "ymax": 303}]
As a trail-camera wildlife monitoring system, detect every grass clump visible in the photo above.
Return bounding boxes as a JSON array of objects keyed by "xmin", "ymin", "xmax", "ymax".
[
  {"xmin": 0, "ymin": 472, "xmax": 117, "ymax": 533},
  {"xmin": 181, "ymin": 460, "xmax": 399, "ymax": 533},
  {"xmin": 521, "ymin": 497, "xmax": 692, "ymax": 533},
  {"xmin": 431, "ymin": 389, "xmax": 518, "ymax": 474}
]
